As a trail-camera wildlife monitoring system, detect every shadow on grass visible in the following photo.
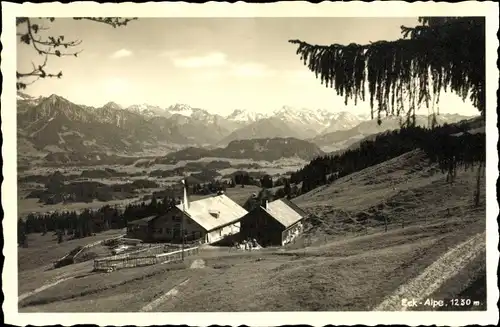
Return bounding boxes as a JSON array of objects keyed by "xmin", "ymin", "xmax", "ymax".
[{"xmin": 19, "ymin": 262, "xmax": 189, "ymax": 308}]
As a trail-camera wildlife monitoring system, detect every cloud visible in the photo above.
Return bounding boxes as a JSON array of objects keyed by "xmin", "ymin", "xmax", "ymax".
[
  {"xmin": 172, "ymin": 52, "xmax": 228, "ymax": 68},
  {"xmin": 229, "ymin": 63, "xmax": 276, "ymax": 78},
  {"xmin": 110, "ymin": 49, "xmax": 133, "ymax": 59}
]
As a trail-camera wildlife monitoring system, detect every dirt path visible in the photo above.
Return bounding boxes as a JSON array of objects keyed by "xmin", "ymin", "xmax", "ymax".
[
  {"xmin": 140, "ymin": 278, "xmax": 190, "ymax": 312},
  {"xmin": 19, "ymin": 276, "xmax": 75, "ymax": 303},
  {"xmin": 374, "ymin": 232, "xmax": 486, "ymax": 311}
]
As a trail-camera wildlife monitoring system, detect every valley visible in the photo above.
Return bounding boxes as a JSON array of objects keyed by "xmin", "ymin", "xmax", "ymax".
[
  {"xmin": 16, "ymin": 92, "xmax": 487, "ymax": 313},
  {"xmin": 7, "ymin": 11, "xmax": 493, "ymax": 324},
  {"xmin": 17, "ymin": 155, "xmax": 304, "ymax": 215},
  {"xmin": 18, "ymin": 148, "xmax": 487, "ymax": 312}
]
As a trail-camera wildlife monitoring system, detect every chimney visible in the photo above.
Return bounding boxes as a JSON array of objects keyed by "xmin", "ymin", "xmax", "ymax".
[
  {"xmin": 265, "ymin": 200, "xmax": 268, "ymax": 209},
  {"xmin": 182, "ymin": 179, "xmax": 189, "ymax": 210},
  {"xmin": 209, "ymin": 209, "xmax": 220, "ymax": 218}
]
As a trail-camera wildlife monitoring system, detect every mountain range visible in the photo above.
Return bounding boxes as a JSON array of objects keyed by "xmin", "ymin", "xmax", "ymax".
[
  {"xmin": 311, "ymin": 114, "xmax": 475, "ymax": 152},
  {"xmin": 16, "ymin": 92, "xmax": 476, "ymax": 164},
  {"xmin": 140, "ymin": 137, "xmax": 324, "ymax": 166}
]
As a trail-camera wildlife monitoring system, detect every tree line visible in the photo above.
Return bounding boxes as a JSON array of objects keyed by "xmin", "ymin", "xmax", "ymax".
[
  {"xmin": 282, "ymin": 120, "xmax": 485, "ymax": 199},
  {"xmin": 18, "ymin": 177, "xmax": 235, "ymax": 246},
  {"xmin": 19, "ymin": 120, "xmax": 484, "ymax": 247},
  {"xmin": 17, "ymin": 196, "xmax": 180, "ymax": 247}
]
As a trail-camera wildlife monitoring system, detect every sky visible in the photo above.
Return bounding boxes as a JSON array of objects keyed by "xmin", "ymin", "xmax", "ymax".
[{"xmin": 17, "ymin": 17, "xmax": 479, "ymax": 116}]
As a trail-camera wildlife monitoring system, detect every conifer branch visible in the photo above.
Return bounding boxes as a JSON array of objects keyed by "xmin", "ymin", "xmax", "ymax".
[
  {"xmin": 289, "ymin": 17, "xmax": 485, "ymax": 124},
  {"xmin": 17, "ymin": 17, "xmax": 137, "ymax": 90}
]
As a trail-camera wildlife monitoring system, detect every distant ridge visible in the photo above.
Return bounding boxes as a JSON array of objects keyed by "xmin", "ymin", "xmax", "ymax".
[
  {"xmin": 16, "ymin": 92, "xmax": 476, "ymax": 165},
  {"xmin": 150, "ymin": 137, "xmax": 324, "ymax": 164}
]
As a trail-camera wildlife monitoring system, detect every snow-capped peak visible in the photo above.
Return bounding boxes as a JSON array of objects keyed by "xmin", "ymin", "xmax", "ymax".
[
  {"xmin": 17, "ymin": 91, "xmax": 34, "ymax": 101},
  {"xmin": 17, "ymin": 92, "xmax": 44, "ymax": 106},
  {"xmin": 167, "ymin": 103, "xmax": 195, "ymax": 117},
  {"xmin": 271, "ymin": 106, "xmax": 330, "ymax": 127},
  {"xmin": 129, "ymin": 103, "xmax": 150, "ymax": 111},
  {"xmin": 102, "ymin": 101, "xmax": 123, "ymax": 111},
  {"xmin": 226, "ymin": 109, "xmax": 268, "ymax": 122},
  {"xmin": 126, "ymin": 103, "xmax": 166, "ymax": 117},
  {"xmin": 330, "ymin": 111, "xmax": 360, "ymax": 121}
]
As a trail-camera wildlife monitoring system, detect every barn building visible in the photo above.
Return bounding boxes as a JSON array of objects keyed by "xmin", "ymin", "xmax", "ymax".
[
  {"xmin": 239, "ymin": 198, "xmax": 306, "ymax": 247},
  {"xmin": 127, "ymin": 181, "xmax": 248, "ymax": 244}
]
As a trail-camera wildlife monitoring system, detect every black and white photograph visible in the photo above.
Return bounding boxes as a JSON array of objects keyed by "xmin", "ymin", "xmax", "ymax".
[{"xmin": 2, "ymin": 1, "xmax": 499, "ymax": 326}]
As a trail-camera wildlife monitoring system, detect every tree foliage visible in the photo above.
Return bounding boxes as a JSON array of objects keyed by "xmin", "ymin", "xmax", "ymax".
[
  {"xmin": 18, "ymin": 218, "xmax": 28, "ymax": 247},
  {"xmin": 233, "ymin": 172, "xmax": 259, "ymax": 186},
  {"xmin": 287, "ymin": 119, "xmax": 485, "ymax": 204},
  {"xmin": 243, "ymin": 188, "xmax": 273, "ymax": 212},
  {"xmin": 16, "ymin": 17, "xmax": 137, "ymax": 90},
  {"xmin": 289, "ymin": 17, "xmax": 485, "ymax": 124},
  {"xmin": 22, "ymin": 196, "xmax": 174, "ymax": 238},
  {"xmin": 20, "ymin": 178, "xmax": 237, "ymax": 241},
  {"xmin": 260, "ymin": 174, "xmax": 274, "ymax": 189}
]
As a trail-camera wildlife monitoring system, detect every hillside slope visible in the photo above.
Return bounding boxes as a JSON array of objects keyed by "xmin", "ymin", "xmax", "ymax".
[
  {"xmin": 18, "ymin": 149, "xmax": 485, "ymax": 312},
  {"xmin": 293, "ymin": 149, "xmax": 484, "ymax": 235},
  {"xmin": 312, "ymin": 114, "xmax": 475, "ymax": 152},
  {"xmin": 152, "ymin": 137, "xmax": 324, "ymax": 164},
  {"xmin": 218, "ymin": 117, "xmax": 309, "ymax": 145},
  {"xmin": 17, "ymin": 95, "xmax": 189, "ymax": 155}
]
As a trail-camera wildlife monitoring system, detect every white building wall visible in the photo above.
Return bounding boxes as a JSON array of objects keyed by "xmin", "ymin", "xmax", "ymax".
[
  {"xmin": 206, "ymin": 222, "xmax": 240, "ymax": 244},
  {"xmin": 281, "ymin": 221, "xmax": 303, "ymax": 246}
]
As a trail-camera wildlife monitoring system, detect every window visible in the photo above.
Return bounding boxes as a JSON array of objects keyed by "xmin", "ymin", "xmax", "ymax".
[{"xmin": 165, "ymin": 228, "xmax": 171, "ymax": 234}]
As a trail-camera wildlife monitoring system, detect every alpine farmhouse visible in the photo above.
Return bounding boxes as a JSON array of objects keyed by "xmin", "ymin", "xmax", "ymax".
[
  {"xmin": 239, "ymin": 198, "xmax": 307, "ymax": 247},
  {"xmin": 127, "ymin": 181, "xmax": 248, "ymax": 244}
]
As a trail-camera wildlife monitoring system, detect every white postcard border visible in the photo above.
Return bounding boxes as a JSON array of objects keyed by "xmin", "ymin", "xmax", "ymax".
[{"xmin": 2, "ymin": 1, "xmax": 499, "ymax": 326}]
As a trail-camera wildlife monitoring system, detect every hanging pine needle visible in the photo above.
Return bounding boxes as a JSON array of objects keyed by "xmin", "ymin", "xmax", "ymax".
[
  {"xmin": 290, "ymin": 17, "xmax": 485, "ymax": 200},
  {"xmin": 289, "ymin": 17, "xmax": 485, "ymax": 125}
]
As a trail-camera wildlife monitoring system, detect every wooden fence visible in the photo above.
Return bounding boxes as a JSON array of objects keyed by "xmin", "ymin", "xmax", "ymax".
[
  {"xmin": 89, "ymin": 244, "xmax": 166, "ymax": 264},
  {"xmin": 53, "ymin": 234, "xmax": 126, "ymax": 268},
  {"xmin": 155, "ymin": 246, "xmax": 199, "ymax": 264},
  {"xmin": 93, "ymin": 246, "xmax": 199, "ymax": 272},
  {"xmin": 119, "ymin": 244, "xmax": 166, "ymax": 258},
  {"xmin": 72, "ymin": 234, "xmax": 126, "ymax": 263}
]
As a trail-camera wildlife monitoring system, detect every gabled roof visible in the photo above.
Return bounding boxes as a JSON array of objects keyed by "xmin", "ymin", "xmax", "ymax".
[
  {"xmin": 128, "ymin": 216, "xmax": 157, "ymax": 226},
  {"xmin": 262, "ymin": 199, "xmax": 305, "ymax": 229},
  {"xmin": 176, "ymin": 194, "xmax": 248, "ymax": 232},
  {"xmin": 280, "ymin": 198, "xmax": 309, "ymax": 217}
]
